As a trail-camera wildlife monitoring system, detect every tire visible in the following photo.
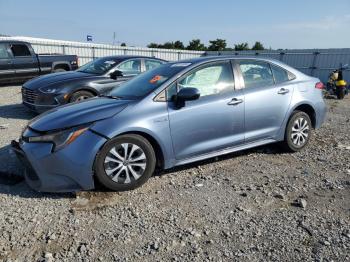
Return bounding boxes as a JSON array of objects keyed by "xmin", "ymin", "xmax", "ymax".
[
  {"xmin": 53, "ymin": 68, "xmax": 67, "ymax": 73},
  {"xmin": 69, "ymin": 90, "xmax": 95, "ymax": 102},
  {"xmin": 282, "ymin": 111, "xmax": 312, "ymax": 152},
  {"xmin": 336, "ymin": 88, "xmax": 345, "ymax": 99},
  {"xmin": 94, "ymin": 134, "xmax": 156, "ymax": 191}
]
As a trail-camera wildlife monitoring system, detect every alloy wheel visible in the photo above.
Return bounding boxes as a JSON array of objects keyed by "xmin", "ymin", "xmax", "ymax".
[
  {"xmin": 104, "ymin": 143, "xmax": 147, "ymax": 184},
  {"xmin": 76, "ymin": 95, "xmax": 90, "ymax": 101},
  {"xmin": 291, "ymin": 117, "xmax": 309, "ymax": 147}
]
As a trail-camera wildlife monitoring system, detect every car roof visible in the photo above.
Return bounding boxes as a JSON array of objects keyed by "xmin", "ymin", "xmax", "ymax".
[
  {"xmin": 99, "ymin": 55, "xmax": 167, "ymax": 62},
  {"xmin": 177, "ymin": 55, "xmax": 281, "ymax": 64},
  {"xmin": 174, "ymin": 55, "xmax": 301, "ymax": 75},
  {"xmin": 0, "ymin": 40, "xmax": 31, "ymax": 45}
]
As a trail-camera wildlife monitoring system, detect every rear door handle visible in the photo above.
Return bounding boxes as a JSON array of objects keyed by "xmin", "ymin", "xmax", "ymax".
[
  {"xmin": 228, "ymin": 98, "xmax": 243, "ymax": 105},
  {"xmin": 278, "ymin": 88, "xmax": 289, "ymax": 95}
]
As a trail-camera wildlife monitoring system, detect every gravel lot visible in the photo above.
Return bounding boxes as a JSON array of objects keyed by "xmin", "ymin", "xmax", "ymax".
[{"xmin": 0, "ymin": 85, "xmax": 349, "ymax": 262}]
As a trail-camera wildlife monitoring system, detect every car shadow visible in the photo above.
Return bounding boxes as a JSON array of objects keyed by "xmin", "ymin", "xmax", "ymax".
[
  {"xmin": 0, "ymin": 83, "xmax": 23, "ymax": 88},
  {"xmin": 0, "ymin": 142, "xmax": 284, "ymax": 198},
  {"xmin": 0, "ymin": 103, "xmax": 37, "ymax": 120},
  {"xmin": 154, "ymin": 143, "xmax": 285, "ymax": 178}
]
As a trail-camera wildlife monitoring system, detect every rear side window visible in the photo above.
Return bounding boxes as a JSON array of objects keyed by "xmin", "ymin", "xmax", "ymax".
[
  {"xmin": 239, "ymin": 61, "xmax": 274, "ymax": 88},
  {"xmin": 271, "ymin": 64, "xmax": 291, "ymax": 84},
  {"xmin": 145, "ymin": 59, "xmax": 163, "ymax": 71},
  {"xmin": 11, "ymin": 44, "xmax": 31, "ymax": 57},
  {"xmin": 0, "ymin": 44, "xmax": 10, "ymax": 59}
]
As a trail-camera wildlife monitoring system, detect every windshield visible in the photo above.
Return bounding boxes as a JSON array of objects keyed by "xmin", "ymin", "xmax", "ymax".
[
  {"xmin": 78, "ymin": 57, "xmax": 122, "ymax": 75},
  {"xmin": 109, "ymin": 62, "xmax": 191, "ymax": 99}
]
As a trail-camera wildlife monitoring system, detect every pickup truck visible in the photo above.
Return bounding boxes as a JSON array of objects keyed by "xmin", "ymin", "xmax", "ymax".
[{"xmin": 0, "ymin": 40, "xmax": 78, "ymax": 84}]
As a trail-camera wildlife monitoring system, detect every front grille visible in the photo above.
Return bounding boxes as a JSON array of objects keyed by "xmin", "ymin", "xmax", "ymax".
[{"xmin": 22, "ymin": 87, "xmax": 38, "ymax": 104}]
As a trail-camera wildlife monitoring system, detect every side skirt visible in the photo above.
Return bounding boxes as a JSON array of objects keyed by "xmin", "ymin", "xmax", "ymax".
[{"xmin": 174, "ymin": 139, "xmax": 277, "ymax": 167}]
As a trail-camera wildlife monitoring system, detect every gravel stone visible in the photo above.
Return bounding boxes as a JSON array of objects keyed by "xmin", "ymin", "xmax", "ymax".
[{"xmin": 0, "ymin": 86, "xmax": 349, "ymax": 261}]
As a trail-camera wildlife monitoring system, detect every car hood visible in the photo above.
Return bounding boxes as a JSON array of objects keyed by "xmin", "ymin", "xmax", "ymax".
[
  {"xmin": 28, "ymin": 98, "xmax": 131, "ymax": 132},
  {"xmin": 24, "ymin": 71, "xmax": 103, "ymax": 90}
]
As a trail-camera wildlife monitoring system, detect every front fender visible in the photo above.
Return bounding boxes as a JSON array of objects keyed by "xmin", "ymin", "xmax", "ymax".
[{"xmin": 90, "ymin": 103, "xmax": 176, "ymax": 169}]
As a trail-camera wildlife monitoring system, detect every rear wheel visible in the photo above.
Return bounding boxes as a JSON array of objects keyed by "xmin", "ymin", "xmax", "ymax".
[
  {"xmin": 282, "ymin": 111, "xmax": 312, "ymax": 152},
  {"xmin": 94, "ymin": 134, "xmax": 156, "ymax": 191},
  {"xmin": 336, "ymin": 87, "xmax": 345, "ymax": 99},
  {"xmin": 69, "ymin": 90, "xmax": 95, "ymax": 102},
  {"xmin": 53, "ymin": 68, "xmax": 67, "ymax": 73}
]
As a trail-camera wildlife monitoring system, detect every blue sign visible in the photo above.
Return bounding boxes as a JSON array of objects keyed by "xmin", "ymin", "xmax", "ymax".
[{"xmin": 87, "ymin": 35, "xmax": 93, "ymax": 42}]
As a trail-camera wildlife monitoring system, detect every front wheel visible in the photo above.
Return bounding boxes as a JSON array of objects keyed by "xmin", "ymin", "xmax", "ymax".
[
  {"xmin": 69, "ymin": 90, "xmax": 94, "ymax": 103},
  {"xmin": 94, "ymin": 134, "xmax": 156, "ymax": 191},
  {"xmin": 282, "ymin": 111, "xmax": 312, "ymax": 152}
]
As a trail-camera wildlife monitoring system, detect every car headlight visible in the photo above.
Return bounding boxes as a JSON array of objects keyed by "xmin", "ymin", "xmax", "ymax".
[
  {"xmin": 27, "ymin": 125, "xmax": 90, "ymax": 152},
  {"xmin": 39, "ymin": 87, "xmax": 59, "ymax": 94}
]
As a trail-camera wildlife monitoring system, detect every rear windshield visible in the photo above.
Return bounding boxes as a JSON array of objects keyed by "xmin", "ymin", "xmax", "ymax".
[
  {"xmin": 109, "ymin": 63, "xmax": 190, "ymax": 99},
  {"xmin": 78, "ymin": 57, "xmax": 122, "ymax": 75}
]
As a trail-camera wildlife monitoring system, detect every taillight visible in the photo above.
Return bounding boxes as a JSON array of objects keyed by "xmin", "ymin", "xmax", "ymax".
[{"xmin": 315, "ymin": 82, "xmax": 324, "ymax": 89}]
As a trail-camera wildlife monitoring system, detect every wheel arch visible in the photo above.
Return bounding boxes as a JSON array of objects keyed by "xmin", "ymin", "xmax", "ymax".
[
  {"xmin": 277, "ymin": 101, "xmax": 317, "ymax": 141},
  {"xmin": 94, "ymin": 129, "xmax": 167, "ymax": 170},
  {"xmin": 52, "ymin": 62, "xmax": 71, "ymax": 71},
  {"xmin": 291, "ymin": 103, "xmax": 316, "ymax": 128},
  {"xmin": 118, "ymin": 131, "xmax": 165, "ymax": 169}
]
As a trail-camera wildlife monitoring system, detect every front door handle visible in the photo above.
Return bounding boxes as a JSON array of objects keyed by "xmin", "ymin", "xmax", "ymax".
[
  {"xmin": 228, "ymin": 98, "xmax": 243, "ymax": 105},
  {"xmin": 277, "ymin": 88, "xmax": 289, "ymax": 95}
]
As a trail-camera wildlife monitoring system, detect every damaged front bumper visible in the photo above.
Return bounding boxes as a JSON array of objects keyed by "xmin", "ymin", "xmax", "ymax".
[{"xmin": 11, "ymin": 130, "xmax": 107, "ymax": 192}]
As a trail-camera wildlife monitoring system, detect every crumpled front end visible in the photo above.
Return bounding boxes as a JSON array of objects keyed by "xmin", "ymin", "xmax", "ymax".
[{"xmin": 11, "ymin": 129, "xmax": 107, "ymax": 192}]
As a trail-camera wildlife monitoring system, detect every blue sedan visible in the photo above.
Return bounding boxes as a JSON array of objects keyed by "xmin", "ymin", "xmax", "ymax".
[{"xmin": 12, "ymin": 56, "xmax": 327, "ymax": 192}]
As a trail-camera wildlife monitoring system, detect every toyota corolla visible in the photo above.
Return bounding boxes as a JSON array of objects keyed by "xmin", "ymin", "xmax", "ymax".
[{"xmin": 12, "ymin": 56, "xmax": 327, "ymax": 192}]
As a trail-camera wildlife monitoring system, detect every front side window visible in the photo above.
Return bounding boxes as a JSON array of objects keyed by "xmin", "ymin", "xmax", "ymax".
[
  {"xmin": 116, "ymin": 59, "xmax": 141, "ymax": 76},
  {"xmin": 178, "ymin": 61, "xmax": 234, "ymax": 98},
  {"xmin": 239, "ymin": 61, "xmax": 274, "ymax": 89},
  {"xmin": 271, "ymin": 64, "xmax": 290, "ymax": 84},
  {"xmin": 78, "ymin": 57, "xmax": 122, "ymax": 75},
  {"xmin": 145, "ymin": 59, "xmax": 163, "ymax": 71},
  {"xmin": 11, "ymin": 44, "xmax": 31, "ymax": 57},
  {"xmin": 0, "ymin": 44, "xmax": 10, "ymax": 59}
]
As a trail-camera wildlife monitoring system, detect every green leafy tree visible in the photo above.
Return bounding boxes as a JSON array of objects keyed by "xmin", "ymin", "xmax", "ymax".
[
  {"xmin": 251, "ymin": 41, "xmax": 264, "ymax": 50},
  {"xmin": 147, "ymin": 43, "xmax": 160, "ymax": 48},
  {"xmin": 187, "ymin": 39, "xmax": 206, "ymax": 51},
  {"xmin": 120, "ymin": 43, "xmax": 127, "ymax": 47},
  {"xmin": 234, "ymin": 42, "xmax": 249, "ymax": 51},
  {"xmin": 173, "ymin": 40, "xmax": 185, "ymax": 50},
  {"xmin": 161, "ymin": 42, "xmax": 175, "ymax": 49},
  {"xmin": 208, "ymin": 39, "xmax": 227, "ymax": 51}
]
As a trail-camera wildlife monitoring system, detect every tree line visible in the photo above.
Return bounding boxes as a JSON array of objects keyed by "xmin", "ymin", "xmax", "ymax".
[{"xmin": 146, "ymin": 39, "xmax": 265, "ymax": 51}]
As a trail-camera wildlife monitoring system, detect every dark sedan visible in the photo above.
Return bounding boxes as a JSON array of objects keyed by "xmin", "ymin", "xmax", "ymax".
[{"xmin": 21, "ymin": 55, "xmax": 166, "ymax": 113}]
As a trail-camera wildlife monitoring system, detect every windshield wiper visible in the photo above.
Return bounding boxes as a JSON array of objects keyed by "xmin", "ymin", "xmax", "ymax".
[{"xmin": 98, "ymin": 94, "xmax": 123, "ymax": 99}]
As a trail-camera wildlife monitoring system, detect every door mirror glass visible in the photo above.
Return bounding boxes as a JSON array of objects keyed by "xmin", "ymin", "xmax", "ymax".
[
  {"xmin": 175, "ymin": 87, "xmax": 200, "ymax": 107},
  {"xmin": 110, "ymin": 70, "xmax": 123, "ymax": 80}
]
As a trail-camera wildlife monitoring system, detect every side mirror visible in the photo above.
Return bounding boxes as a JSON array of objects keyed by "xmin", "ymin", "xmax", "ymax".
[
  {"xmin": 175, "ymin": 88, "xmax": 200, "ymax": 108},
  {"xmin": 110, "ymin": 70, "xmax": 123, "ymax": 80}
]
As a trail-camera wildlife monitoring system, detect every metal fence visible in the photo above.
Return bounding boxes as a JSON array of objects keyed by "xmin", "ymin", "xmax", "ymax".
[
  {"xmin": 0, "ymin": 36, "xmax": 204, "ymax": 65},
  {"xmin": 206, "ymin": 49, "xmax": 350, "ymax": 83},
  {"xmin": 1, "ymin": 36, "xmax": 350, "ymax": 83}
]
